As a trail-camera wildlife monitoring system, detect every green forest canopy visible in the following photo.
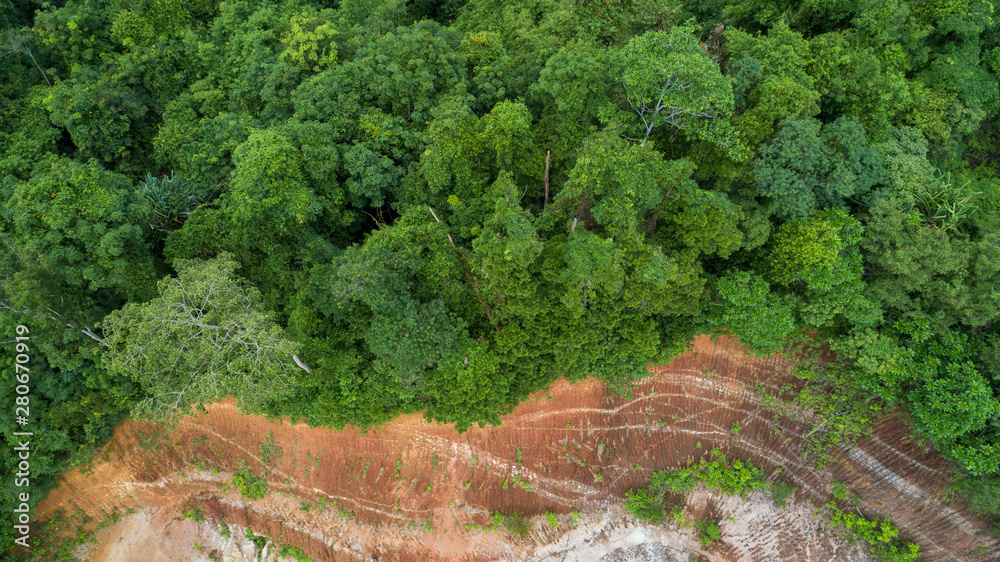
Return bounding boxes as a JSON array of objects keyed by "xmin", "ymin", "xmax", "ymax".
[{"xmin": 2, "ymin": 0, "xmax": 1000, "ymax": 548}]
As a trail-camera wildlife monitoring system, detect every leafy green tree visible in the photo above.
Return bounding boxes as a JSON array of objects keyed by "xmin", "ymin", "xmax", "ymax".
[
  {"xmin": 806, "ymin": 30, "xmax": 911, "ymax": 139},
  {"xmin": 399, "ymin": 93, "xmax": 490, "ymax": 223},
  {"xmin": 726, "ymin": 22, "xmax": 820, "ymax": 146},
  {"xmin": 754, "ymin": 117, "xmax": 884, "ymax": 219},
  {"xmin": 862, "ymin": 189, "xmax": 1000, "ymax": 329},
  {"xmin": 873, "ymin": 126, "xmax": 935, "ymax": 195},
  {"xmin": 460, "ymin": 29, "xmax": 513, "ymax": 113},
  {"xmin": 420, "ymin": 338, "xmax": 516, "ymax": 431},
  {"xmin": 0, "ymin": 308, "xmax": 138, "ymax": 554},
  {"xmin": 101, "ymin": 253, "xmax": 301, "ymax": 419},
  {"xmin": 1, "ymin": 27, "xmax": 52, "ymax": 88},
  {"xmin": 164, "ymin": 125, "xmax": 337, "ymax": 310},
  {"xmin": 153, "ymin": 95, "xmax": 253, "ymax": 191},
  {"xmin": 293, "ymin": 212, "xmax": 471, "ymax": 405},
  {"xmin": 227, "ymin": 128, "xmax": 323, "ymax": 232},
  {"xmin": 108, "ymin": 0, "xmax": 193, "ymax": 46},
  {"xmin": 838, "ymin": 317, "xmax": 1000, "ymax": 476},
  {"xmin": 351, "ymin": 20, "xmax": 466, "ymax": 123},
  {"xmin": 768, "ymin": 209, "xmax": 877, "ymax": 329},
  {"xmin": 0, "ymin": 88, "xmax": 60, "ymax": 180},
  {"xmin": 471, "ymin": 174, "xmax": 545, "ymax": 323},
  {"xmin": 898, "ymin": 320, "xmax": 1000, "ymax": 475},
  {"xmin": 403, "ymin": 97, "xmax": 536, "ymax": 237},
  {"xmin": 554, "ymin": 229, "xmax": 625, "ymax": 318},
  {"xmin": 531, "ymin": 41, "xmax": 613, "ymax": 175},
  {"xmin": 915, "ymin": 0, "xmax": 998, "ymax": 113},
  {"xmin": 604, "ymin": 26, "xmax": 742, "ymax": 158},
  {"xmin": 708, "ymin": 270, "xmax": 794, "ymax": 356},
  {"xmin": 43, "ymin": 67, "xmax": 153, "ymax": 164},
  {"xmin": 4, "ymin": 156, "xmax": 156, "ymax": 302},
  {"xmin": 481, "ymin": 99, "xmax": 533, "ymax": 170},
  {"xmin": 547, "ymin": 133, "xmax": 706, "ymax": 316},
  {"xmin": 768, "ymin": 210, "xmax": 849, "ymax": 287},
  {"xmin": 653, "ymin": 167, "xmax": 744, "ymax": 259},
  {"xmin": 278, "ymin": 6, "xmax": 339, "ymax": 73}
]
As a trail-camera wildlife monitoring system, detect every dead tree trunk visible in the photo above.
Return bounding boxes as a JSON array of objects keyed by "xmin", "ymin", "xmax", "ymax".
[{"xmin": 543, "ymin": 150, "xmax": 551, "ymax": 209}]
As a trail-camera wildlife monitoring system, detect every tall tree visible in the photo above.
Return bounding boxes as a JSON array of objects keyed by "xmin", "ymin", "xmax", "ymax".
[
  {"xmin": 754, "ymin": 116, "xmax": 884, "ymax": 219},
  {"xmin": 604, "ymin": 26, "xmax": 744, "ymax": 160},
  {"xmin": 101, "ymin": 253, "xmax": 301, "ymax": 419}
]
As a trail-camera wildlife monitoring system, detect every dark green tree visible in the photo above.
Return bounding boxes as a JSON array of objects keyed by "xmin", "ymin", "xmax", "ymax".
[{"xmin": 754, "ymin": 117, "xmax": 884, "ymax": 219}]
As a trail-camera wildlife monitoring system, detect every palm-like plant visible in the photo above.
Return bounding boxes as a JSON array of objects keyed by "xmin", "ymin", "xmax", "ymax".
[
  {"xmin": 913, "ymin": 169, "xmax": 981, "ymax": 232},
  {"xmin": 138, "ymin": 172, "xmax": 205, "ymax": 232}
]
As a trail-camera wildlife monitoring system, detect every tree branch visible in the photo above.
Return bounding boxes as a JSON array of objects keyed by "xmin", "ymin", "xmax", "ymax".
[
  {"xmin": 543, "ymin": 150, "xmax": 551, "ymax": 209},
  {"xmin": 292, "ymin": 354, "xmax": 311, "ymax": 372}
]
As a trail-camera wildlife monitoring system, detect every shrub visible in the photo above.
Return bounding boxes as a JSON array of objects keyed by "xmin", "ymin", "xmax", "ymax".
[
  {"xmin": 245, "ymin": 527, "xmax": 268, "ymax": 550},
  {"xmin": 826, "ymin": 501, "xmax": 919, "ymax": 562},
  {"xmin": 504, "ymin": 512, "xmax": 532, "ymax": 540},
  {"xmin": 546, "ymin": 511, "xmax": 559, "ymax": 529},
  {"xmin": 258, "ymin": 432, "xmax": 283, "ymax": 465},
  {"xmin": 697, "ymin": 451, "xmax": 767, "ymax": 498},
  {"xmin": 625, "ymin": 488, "xmax": 665, "ymax": 524},
  {"xmin": 771, "ymin": 480, "xmax": 797, "ymax": 508},
  {"xmin": 697, "ymin": 519, "xmax": 721, "ymax": 547},
  {"xmin": 181, "ymin": 505, "xmax": 205, "ymax": 522},
  {"xmin": 649, "ymin": 467, "xmax": 698, "ymax": 494},
  {"xmin": 232, "ymin": 467, "xmax": 267, "ymax": 501},
  {"xmin": 647, "ymin": 449, "xmax": 766, "ymax": 499},
  {"xmin": 278, "ymin": 543, "xmax": 311, "ymax": 562}
]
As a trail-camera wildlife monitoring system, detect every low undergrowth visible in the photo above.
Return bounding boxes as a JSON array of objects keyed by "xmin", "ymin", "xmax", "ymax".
[{"xmin": 625, "ymin": 450, "xmax": 918, "ymax": 561}]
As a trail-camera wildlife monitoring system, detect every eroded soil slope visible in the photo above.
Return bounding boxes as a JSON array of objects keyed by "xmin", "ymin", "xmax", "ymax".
[{"xmin": 34, "ymin": 336, "xmax": 1000, "ymax": 560}]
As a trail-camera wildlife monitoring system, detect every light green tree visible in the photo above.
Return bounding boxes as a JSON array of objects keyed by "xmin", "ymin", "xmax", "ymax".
[
  {"xmin": 605, "ymin": 26, "xmax": 743, "ymax": 158},
  {"xmin": 709, "ymin": 270, "xmax": 794, "ymax": 356},
  {"xmin": 101, "ymin": 253, "xmax": 301, "ymax": 419}
]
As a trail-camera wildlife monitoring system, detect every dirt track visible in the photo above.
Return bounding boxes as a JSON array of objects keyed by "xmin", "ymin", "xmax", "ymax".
[{"xmin": 33, "ymin": 336, "xmax": 1000, "ymax": 560}]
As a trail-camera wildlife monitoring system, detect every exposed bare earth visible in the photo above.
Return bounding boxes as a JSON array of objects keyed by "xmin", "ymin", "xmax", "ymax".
[{"xmin": 33, "ymin": 336, "xmax": 1000, "ymax": 560}]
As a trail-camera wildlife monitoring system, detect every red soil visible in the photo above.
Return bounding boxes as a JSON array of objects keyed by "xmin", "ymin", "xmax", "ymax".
[{"xmin": 31, "ymin": 335, "xmax": 1000, "ymax": 560}]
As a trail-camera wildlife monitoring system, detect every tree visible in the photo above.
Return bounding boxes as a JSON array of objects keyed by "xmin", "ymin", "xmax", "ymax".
[
  {"xmin": 164, "ymin": 125, "xmax": 337, "ymax": 311},
  {"xmin": 547, "ymin": 133, "xmax": 707, "ymax": 316},
  {"xmin": 873, "ymin": 126, "xmax": 935, "ymax": 195},
  {"xmin": 5, "ymin": 156, "xmax": 157, "ymax": 302},
  {"xmin": 278, "ymin": 7, "xmax": 339, "ymax": 73},
  {"xmin": 101, "ymin": 253, "xmax": 301, "ymax": 419},
  {"xmin": 532, "ymin": 41, "xmax": 613, "ymax": 172},
  {"xmin": 708, "ymin": 270, "xmax": 794, "ymax": 356},
  {"xmin": 896, "ymin": 320, "xmax": 1000, "ymax": 475},
  {"xmin": 1, "ymin": 28, "xmax": 52, "ymax": 87},
  {"xmin": 350, "ymin": 19, "xmax": 466, "ymax": 123},
  {"xmin": 227, "ymin": 128, "xmax": 323, "ymax": 233},
  {"xmin": 471, "ymin": 174, "xmax": 545, "ymax": 323},
  {"xmin": 862, "ymin": 189, "xmax": 1000, "ymax": 329},
  {"xmin": 768, "ymin": 209, "xmax": 877, "ymax": 329},
  {"xmin": 726, "ymin": 22, "xmax": 820, "ymax": 146},
  {"xmin": 754, "ymin": 117, "xmax": 884, "ymax": 219},
  {"xmin": 0, "ymin": 88, "xmax": 60, "ymax": 181},
  {"xmin": 604, "ymin": 26, "xmax": 742, "ymax": 158},
  {"xmin": 294, "ymin": 211, "xmax": 472, "ymax": 404},
  {"xmin": 806, "ymin": 29, "xmax": 911, "ymax": 139}
]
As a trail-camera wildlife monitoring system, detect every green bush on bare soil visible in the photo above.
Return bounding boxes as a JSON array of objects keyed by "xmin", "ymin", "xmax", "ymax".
[
  {"xmin": 232, "ymin": 466, "xmax": 267, "ymax": 501},
  {"xmin": 625, "ymin": 453, "xmax": 919, "ymax": 561}
]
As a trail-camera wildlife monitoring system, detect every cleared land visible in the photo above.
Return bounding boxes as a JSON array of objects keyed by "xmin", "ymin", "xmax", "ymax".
[{"xmin": 35, "ymin": 336, "xmax": 1000, "ymax": 560}]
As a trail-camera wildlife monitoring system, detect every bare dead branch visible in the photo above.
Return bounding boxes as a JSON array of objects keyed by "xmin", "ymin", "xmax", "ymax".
[{"xmin": 543, "ymin": 150, "xmax": 551, "ymax": 209}]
